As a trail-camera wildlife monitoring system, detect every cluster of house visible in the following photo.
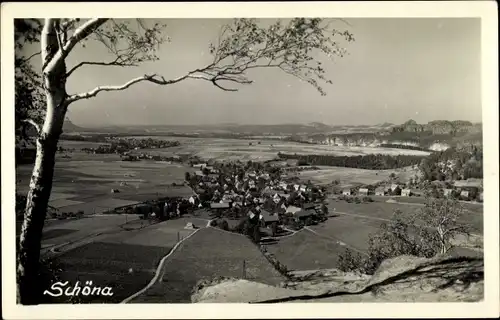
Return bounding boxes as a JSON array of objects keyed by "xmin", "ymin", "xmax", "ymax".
[
  {"xmin": 442, "ymin": 187, "xmax": 483, "ymax": 202},
  {"xmin": 339, "ymin": 184, "xmax": 415, "ymax": 197},
  {"xmin": 188, "ymin": 162, "xmax": 326, "ymax": 229},
  {"xmin": 339, "ymin": 183, "xmax": 483, "ymax": 202}
]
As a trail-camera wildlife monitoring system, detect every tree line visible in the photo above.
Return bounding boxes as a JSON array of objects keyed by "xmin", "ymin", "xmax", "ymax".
[{"xmin": 277, "ymin": 152, "xmax": 425, "ymax": 170}]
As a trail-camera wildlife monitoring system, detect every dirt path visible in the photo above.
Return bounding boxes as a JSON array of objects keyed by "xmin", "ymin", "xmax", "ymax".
[{"xmin": 120, "ymin": 218, "xmax": 212, "ymax": 303}]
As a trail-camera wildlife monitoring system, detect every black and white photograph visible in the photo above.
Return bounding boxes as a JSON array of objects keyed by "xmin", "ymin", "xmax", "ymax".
[{"xmin": 2, "ymin": 1, "xmax": 498, "ymax": 319}]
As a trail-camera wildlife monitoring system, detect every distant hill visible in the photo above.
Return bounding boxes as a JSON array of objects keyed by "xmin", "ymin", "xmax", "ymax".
[
  {"xmin": 392, "ymin": 119, "xmax": 481, "ymax": 135},
  {"xmin": 62, "ymin": 119, "xmax": 87, "ymax": 133}
]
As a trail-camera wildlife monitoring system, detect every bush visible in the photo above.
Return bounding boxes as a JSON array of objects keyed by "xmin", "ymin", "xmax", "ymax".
[
  {"xmin": 338, "ymin": 248, "xmax": 366, "ymax": 273},
  {"xmin": 362, "ymin": 196, "xmax": 374, "ymax": 203},
  {"xmin": 57, "ymin": 212, "xmax": 68, "ymax": 220},
  {"xmin": 219, "ymin": 219, "xmax": 229, "ymax": 231},
  {"xmin": 305, "ymin": 217, "xmax": 314, "ymax": 226},
  {"xmin": 336, "ymin": 201, "xmax": 466, "ymax": 275}
]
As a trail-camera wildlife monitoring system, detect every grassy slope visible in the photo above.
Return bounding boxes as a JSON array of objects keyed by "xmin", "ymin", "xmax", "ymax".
[{"xmin": 131, "ymin": 227, "xmax": 285, "ymax": 303}]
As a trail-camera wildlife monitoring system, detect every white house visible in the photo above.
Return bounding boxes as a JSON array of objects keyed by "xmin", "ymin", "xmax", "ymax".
[
  {"xmin": 342, "ymin": 188, "xmax": 352, "ymax": 196},
  {"xmin": 358, "ymin": 188, "xmax": 369, "ymax": 196},
  {"xmin": 443, "ymin": 189, "xmax": 453, "ymax": 197},
  {"xmin": 401, "ymin": 188, "xmax": 412, "ymax": 197}
]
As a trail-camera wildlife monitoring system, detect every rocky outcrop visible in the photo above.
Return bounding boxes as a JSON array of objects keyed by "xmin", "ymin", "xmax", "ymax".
[
  {"xmin": 393, "ymin": 120, "xmax": 481, "ymax": 135},
  {"xmin": 192, "ymin": 255, "xmax": 483, "ymax": 303}
]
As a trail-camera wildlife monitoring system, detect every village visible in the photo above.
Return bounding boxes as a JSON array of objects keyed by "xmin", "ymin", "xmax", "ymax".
[{"xmin": 88, "ymin": 157, "xmax": 484, "ymax": 243}]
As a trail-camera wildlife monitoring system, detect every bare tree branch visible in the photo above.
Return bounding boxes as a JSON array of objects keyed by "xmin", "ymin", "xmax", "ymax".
[
  {"xmin": 66, "ymin": 57, "xmax": 138, "ymax": 78},
  {"xmin": 24, "ymin": 51, "xmax": 41, "ymax": 62},
  {"xmin": 66, "ymin": 65, "xmax": 256, "ymax": 104},
  {"xmin": 21, "ymin": 119, "xmax": 41, "ymax": 134},
  {"xmin": 44, "ymin": 18, "xmax": 108, "ymax": 73}
]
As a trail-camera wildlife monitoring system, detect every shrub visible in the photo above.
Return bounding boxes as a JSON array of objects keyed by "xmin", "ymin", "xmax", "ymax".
[
  {"xmin": 305, "ymin": 217, "xmax": 314, "ymax": 226},
  {"xmin": 252, "ymin": 225, "xmax": 261, "ymax": 243},
  {"xmin": 57, "ymin": 212, "xmax": 68, "ymax": 220},
  {"xmin": 338, "ymin": 248, "xmax": 366, "ymax": 273},
  {"xmin": 219, "ymin": 219, "xmax": 229, "ymax": 231},
  {"xmin": 337, "ymin": 196, "xmax": 470, "ymax": 275},
  {"xmin": 362, "ymin": 196, "xmax": 374, "ymax": 203}
]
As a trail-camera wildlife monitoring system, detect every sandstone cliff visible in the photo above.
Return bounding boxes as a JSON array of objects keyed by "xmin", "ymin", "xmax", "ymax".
[{"xmin": 191, "ymin": 255, "xmax": 483, "ymax": 303}]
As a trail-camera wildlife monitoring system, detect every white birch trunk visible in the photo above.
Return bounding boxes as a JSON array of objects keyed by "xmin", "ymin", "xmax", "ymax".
[{"xmin": 17, "ymin": 19, "xmax": 68, "ymax": 304}]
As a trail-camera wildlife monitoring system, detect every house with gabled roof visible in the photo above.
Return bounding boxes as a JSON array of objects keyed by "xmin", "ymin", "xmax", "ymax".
[
  {"xmin": 342, "ymin": 188, "xmax": 353, "ymax": 196},
  {"xmin": 375, "ymin": 187, "xmax": 385, "ymax": 196},
  {"xmin": 302, "ymin": 203, "xmax": 316, "ymax": 210},
  {"xmin": 293, "ymin": 209, "xmax": 316, "ymax": 221},
  {"xmin": 259, "ymin": 209, "xmax": 280, "ymax": 226},
  {"xmin": 460, "ymin": 190, "xmax": 470, "ymax": 200},
  {"xmin": 210, "ymin": 202, "xmax": 231, "ymax": 210},
  {"xmin": 285, "ymin": 205, "xmax": 302, "ymax": 215}
]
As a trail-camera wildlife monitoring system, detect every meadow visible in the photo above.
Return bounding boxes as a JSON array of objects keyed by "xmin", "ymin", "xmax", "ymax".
[
  {"xmin": 130, "ymin": 227, "xmax": 285, "ymax": 303},
  {"xmin": 124, "ymin": 136, "xmax": 431, "ymax": 162},
  {"xmin": 264, "ymin": 229, "xmax": 350, "ymax": 271},
  {"xmin": 288, "ymin": 165, "xmax": 421, "ymax": 187},
  {"xmin": 16, "ymin": 146, "xmax": 195, "ymax": 214},
  {"xmin": 45, "ymin": 217, "xmax": 209, "ymax": 303}
]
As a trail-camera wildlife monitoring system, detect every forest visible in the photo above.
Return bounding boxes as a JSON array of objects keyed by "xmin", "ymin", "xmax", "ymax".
[
  {"xmin": 277, "ymin": 152, "xmax": 425, "ymax": 170},
  {"xmin": 419, "ymin": 146, "xmax": 483, "ymax": 181}
]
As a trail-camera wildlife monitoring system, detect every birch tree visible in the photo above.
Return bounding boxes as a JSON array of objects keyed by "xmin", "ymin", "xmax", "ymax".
[{"xmin": 16, "ymin": 17, "xmax": 353, "ymax": 304}]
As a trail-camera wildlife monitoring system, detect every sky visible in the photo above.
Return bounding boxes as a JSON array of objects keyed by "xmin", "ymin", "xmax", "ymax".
[{"xmin": 26, "ymin": 18, "xmax": 482, "ymax": 127}]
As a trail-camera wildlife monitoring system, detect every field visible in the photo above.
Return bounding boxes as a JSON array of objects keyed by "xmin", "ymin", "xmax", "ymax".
[
  {"xmin": 16, "ymin": 148, "xmax": 195, "ymax": 213},
  {"xmin": 16, "ymin": 214, "xmax": 140, "ymax": 248},
  {"xmin": 48, "ymin": 217, "xmax": 209, "ymax": 303},
  {"xmin": 288, "ymin": 165, "xmax": 421, "ymax": 187},
  {"xmin": 124, "ymin": 136, "xmax": 431, "ymax": 162},
  {"xmin": 262, "ymin": 198, "xmax": 483, "ymax": 273},
  {"xmin": 130, "ymin": 227, "xmax": 285, "ymax": 303},
  {"xmin": 264, "ymin": 229, "xmax": 350, "ymax": 271},
  {"xmin": 53, "ymin": 242, "xmax": 168, "ymax": 303},
  {"xmin": 327, "ymin": 199, "xmax": 483, "ymax": 233}
]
